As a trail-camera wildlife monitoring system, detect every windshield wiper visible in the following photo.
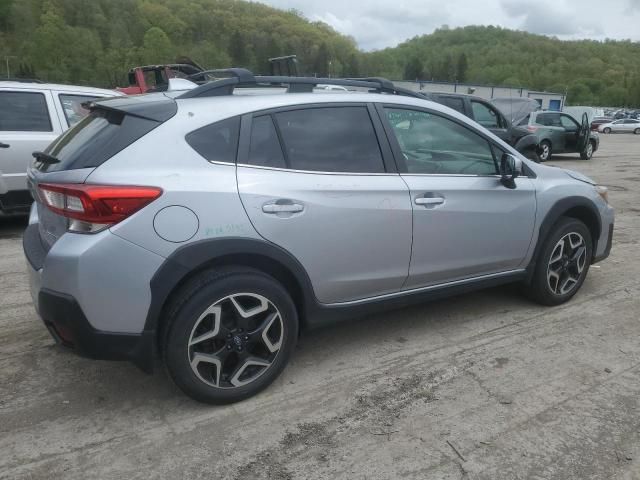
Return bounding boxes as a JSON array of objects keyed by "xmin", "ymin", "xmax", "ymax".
[{"xmin": 32, "ymin": 151, "xmax": 60, "ymax": 164}]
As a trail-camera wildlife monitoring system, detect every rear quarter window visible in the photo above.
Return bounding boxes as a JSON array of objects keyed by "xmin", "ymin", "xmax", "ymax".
[
  {"xmin": 186, "ymin": 117, "xmax": 240, "ymax": 164},
  {"xmin": 0, "ymin": 91, "xmax": 52, "ymax": 132}
]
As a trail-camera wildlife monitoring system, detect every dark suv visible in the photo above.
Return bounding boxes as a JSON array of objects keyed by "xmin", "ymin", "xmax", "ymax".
[
  {"xmin": 424, "ymin": 93, "xmax": 539, "ymax": 159},
  {"xmin": 521, "ymin": 111, "xmax": 599, "ymax": 162}
]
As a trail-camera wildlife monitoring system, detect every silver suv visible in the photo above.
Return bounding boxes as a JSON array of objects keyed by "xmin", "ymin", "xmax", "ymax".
[
  {"xmin": 0, "ymin": 81, "xmax": 119, "ymax": 214},
  {"xmin": 23, "ymin": 71, "xmax": 614, "ymax": 404}
]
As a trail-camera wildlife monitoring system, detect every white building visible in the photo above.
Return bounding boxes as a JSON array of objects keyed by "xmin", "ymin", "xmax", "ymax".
[{"xmin": 393, "ymin": 80, "xmax": 566, "ymax": 111}]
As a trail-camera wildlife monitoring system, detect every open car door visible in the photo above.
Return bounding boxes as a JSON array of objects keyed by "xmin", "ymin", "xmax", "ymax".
[{"xmin": 577, "ymin": 112, "xmax": 590, "ymax": 152}]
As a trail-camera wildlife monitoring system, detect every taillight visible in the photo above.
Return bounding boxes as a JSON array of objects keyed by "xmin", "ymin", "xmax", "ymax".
[
  {"xmin": 38, "ymin": 183, "xmax": 162, "ymax": 233},
  {"xmin": 527, "ymin": 125, "xmax": 538, "ymax": 133}
]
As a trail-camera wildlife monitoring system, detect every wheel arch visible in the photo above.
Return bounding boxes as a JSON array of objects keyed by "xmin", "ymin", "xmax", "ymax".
[
  {"xmin": 526, "ymin": 196, "xmax": 601, "ymax": 282},
  {"xmin": 144, "ymin": 238, "xmax": 317, "ymax": 353}
]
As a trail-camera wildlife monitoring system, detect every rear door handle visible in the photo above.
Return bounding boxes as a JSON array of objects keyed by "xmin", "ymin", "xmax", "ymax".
[
  {"xmin": 415, "ymin": 196, "xmax": 445, "ymax": 206},
  {"xmin": 0, "ymin": 142, "xmax": 10, "ymax": 148},
  {"xmin": 262, "ymin": 202, "xmax": 304, "ymax": 214}
]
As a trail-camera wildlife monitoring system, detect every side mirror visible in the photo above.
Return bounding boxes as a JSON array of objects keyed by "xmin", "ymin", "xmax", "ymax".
[{"xmin": 500, "ymin": 153, "xmax": 522, "ymax": 189}]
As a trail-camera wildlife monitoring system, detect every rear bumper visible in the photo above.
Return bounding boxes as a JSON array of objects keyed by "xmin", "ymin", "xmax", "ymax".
[
  {"xmin": 23, "ymin": 219, "xmax": 164, "ymax": 373},
  {"xmin": 38, "ymin": 289, "xmax": 155, "ymax": 372}
]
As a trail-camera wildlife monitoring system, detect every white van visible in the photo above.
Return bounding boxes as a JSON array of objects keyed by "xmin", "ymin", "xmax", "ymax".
[{"xmin": 0, "ymin": 81, "xmax": 121, "ymax": 214}]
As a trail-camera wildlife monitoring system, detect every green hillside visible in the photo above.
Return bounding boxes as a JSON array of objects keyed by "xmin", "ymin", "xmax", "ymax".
[
  {"xmin": 0, "ymin": 0, "xmax": 360, "ymax": 88},
  {"xmin": 1, "ymin": 1, "xmax": 639, "ymax": 106},
  {"xmin": 360, "ymin": 25, "xmax": 640, "ymax": 107}
]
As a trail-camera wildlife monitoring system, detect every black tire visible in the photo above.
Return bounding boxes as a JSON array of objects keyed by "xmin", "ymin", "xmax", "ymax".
[
  {"xmin": 580, "ymin": 140, "xmax": 595, "ymax": 160},
  {"xmin": 634, "ymin": 128, "xmax": 640, "ymax": 135},
  {"xmin": 525, "ymin": 217, "xmax": 593, "ymax": 306},
  {"xmin": 603, "ymin": 127, "xmax": 612, "ymax": 134},
  {"xmin": 537, "ymin": 141, "xmax": 552, "ymax": 162},
  {"xmin": 164, "ymin": 267, "xmax": 298, "ymax": 404}
]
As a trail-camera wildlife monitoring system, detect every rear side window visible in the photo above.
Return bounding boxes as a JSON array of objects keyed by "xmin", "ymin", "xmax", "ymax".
[
  {"xmin": 186, "ymin": 117, "xmax": 240, "ymax": 163},
  {"xmin": 0, "ymin": 91, "xmax": 52, "ymax": 132},
  {"xmin": 471, "ymin": 101, "xmax": 501, "ymax": 129},
  {"xmin": 59, "ymin": 94, "xmax": 99, "ymax": 127},
  {"xmin": 248, "ymin": 115, "xmax": 286, "ymax": 168},
  {"xmin": 439, "ymin": 97, "xmax": 465, "ymax": 114},
  {"xmin": 39, "ymin": 109, "xmax": 159, "ymax": 172},
  {"xmin": 273, "ymin": 107, "xmax": 385, "ymax": 173}
]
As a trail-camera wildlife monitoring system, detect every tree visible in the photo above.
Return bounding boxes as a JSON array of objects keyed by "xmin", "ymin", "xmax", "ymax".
[
  {"xmin": 404, "ymin": 56, "xmax": 424, "ymax": 80},
  {"xmin": 142, "ymin": 27, "xmax": 172, "ymax": 64},
  {"xmin": 313, "ymin": 42, "xmax": 330, "ymax": 76},
  {"xmin": 456, "ymin": 53, "xmax": 468, "ymax": 82}
]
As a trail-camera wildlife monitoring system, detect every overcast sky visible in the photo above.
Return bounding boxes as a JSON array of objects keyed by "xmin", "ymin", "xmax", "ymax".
[{"xmin": 260, "ymin": 0, "xmax": 640, "ymax": 50}]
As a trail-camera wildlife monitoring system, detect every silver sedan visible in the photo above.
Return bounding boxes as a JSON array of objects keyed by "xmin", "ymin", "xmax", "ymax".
[{"xmin": 598, "ymin": 118, "xmax": 640, "ymax": 134}]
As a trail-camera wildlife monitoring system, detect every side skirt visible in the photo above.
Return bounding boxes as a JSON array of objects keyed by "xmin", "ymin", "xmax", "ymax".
[{"xmin": 304, "ymin": 270, "xmax": 527, "ymax": 328}]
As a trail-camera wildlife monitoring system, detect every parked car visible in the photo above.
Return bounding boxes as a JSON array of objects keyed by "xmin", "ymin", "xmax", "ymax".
[
  {"xmin": 424, "ymin": 93, "xmax": 540, "ymax": 158},
  {"xmin": 597, "ymin": 118, "xmax": 640, "ymax": 134},
  {"xmin": 0, "ymin": 81, "xmax": 120, "ymax": 214},
  {"xmin": 591, "ymin": 117, "xmax": 613, "ymax": 131},
  {"xmin": 519, "ymin": 111, "xmax": 599, "ymax": 161},
  {"xmin": 24, "ymin": 72, "xmax": 614, "ymax": 404}
]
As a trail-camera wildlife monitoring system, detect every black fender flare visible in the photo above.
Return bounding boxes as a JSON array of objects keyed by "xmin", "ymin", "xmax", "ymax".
[
  {"xmin": 525, "ymin": 196, "xmax": 602, "ymax": 281},
  {"xmin": 143, "ymin": 237, "xmax": 318, "ymax": 336},
  {"xmin": 513, "ymin": 133, "xmax": 538, "ymax": 152}
]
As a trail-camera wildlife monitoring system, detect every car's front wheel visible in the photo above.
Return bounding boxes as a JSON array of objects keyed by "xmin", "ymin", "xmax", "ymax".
[
  {"xmin": 525, "ymin": 217, "xmax": 593, "ymax": 306},
  {"xmin": 580, "ymin": 141, "xmax": 595, "ymax": 160},
  {"xmin": 164, "ymin": 267, "xmax": 298, "ymax": 404},
  {"xmin": 634, "ymin": 128, "xmax": 640, "ymax": 135},
  {"xmin": 537, "ymin": 141, "xmax": 552, "ymax": 162}
]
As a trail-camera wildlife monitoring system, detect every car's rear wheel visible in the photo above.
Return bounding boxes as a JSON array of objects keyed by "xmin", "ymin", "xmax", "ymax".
[
  {"xmin": 603, "ymin": 127, "xmax": 612, "ymax": 134},
  {"xmin": 634, "ymin": 128, "xmax": 640, "ymax": 135},
  {"xmin": 164, "ymin": 267, "xmax": 298, "ymax": 404},
  {"xmin": 525, "ymin": 217, "xmax": 592, "ymax": 306},
  {"xmin": 537, "ymin": 141, "xmax": 552, "ymax": 162},
  {"xmin": 580, "ymin": 140, "xmax": 595, "ymax": 160}
]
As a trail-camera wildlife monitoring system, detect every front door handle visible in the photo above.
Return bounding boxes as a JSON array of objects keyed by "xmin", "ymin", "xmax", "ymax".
[
  {"xmin": 415, "ymin": 196, "xmax": 445, "ymax": 206},
  {"xmin": 0, "ymin": 142, "xmax": 10, "ymax": 149},
  {"xmin": 262, "ymin": 202, "xmax": 304, "ymax": 214}
]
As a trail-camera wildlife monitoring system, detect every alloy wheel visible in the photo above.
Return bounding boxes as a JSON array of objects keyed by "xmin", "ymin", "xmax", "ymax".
[
  {"xmin": 546, "ymin": 232, "xmax": 587, "ymax": 295},
  {"xmin": 188, "ymin": 293, "xmax": 283, "ymax": 388},
  {"xmin": 540, "ymin": 143, "xmax": 550, "ymax": 161},
  {"xmin": 586, "ymin": 142, "xmax": 593, "ymax": 158}
]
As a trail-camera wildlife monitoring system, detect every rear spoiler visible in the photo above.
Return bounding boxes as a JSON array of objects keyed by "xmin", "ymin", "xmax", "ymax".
[{"xmin": 83, "ymin": 95, "xmax": 178, "ymax": 122}]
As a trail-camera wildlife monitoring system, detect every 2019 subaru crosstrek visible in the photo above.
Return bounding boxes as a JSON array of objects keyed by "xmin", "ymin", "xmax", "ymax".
[{"xmin": 23, "ymin": 72, "xmax": 614, "ymax": 404}]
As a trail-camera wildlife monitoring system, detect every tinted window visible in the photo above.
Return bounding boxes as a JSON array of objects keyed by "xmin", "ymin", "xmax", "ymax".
[
  {"xmin": 186, "ymin": 117, "xmax": 240, "ymax": 163},
  {"xmin": 248, "ymin": 115, "xmax": 286, "ymax": 168},
  {"xmin": 274, "ymin": 107, "xmax": 384, "ymax": 173},
  {"xmin": 39, "ymin": 108, "xmax": 158, "ymax": 172},
  {"xmin": 385, "ymin": 108, "xmax": 497, "ymax": 175},
  {"xmin": 439, "ymin": 96, "xmax": 465, "ymax": 114},
  {"xmin": 560, "ymin": 115, "xmax": 578, "ymax": 130},
  {"xmin": 59, "ymin": 94, "xmax": 99, "ymax": 127},
  {"xmin": 471, "ymin": 101, "xmax": 501, "ymax": 128},
  {"xmin": 0, "ymin": 91, "xmax": 52, "ymax": 132}
]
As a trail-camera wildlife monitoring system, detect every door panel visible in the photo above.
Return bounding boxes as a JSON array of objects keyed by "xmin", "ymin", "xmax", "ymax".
[
  {"xmin": 0, "ymin": 90, "xmax": 61, "ymax": 194},
  {"xmin": 379, "ymin": 105, "xmax": 536, "ymax": 289},
  {"xmin": 401, "ymin": 175, "xmax": 536, "ymax": 288},
  {"xmin": 237, "ymin": 168, "xmax": 412, "ymax": 303}
]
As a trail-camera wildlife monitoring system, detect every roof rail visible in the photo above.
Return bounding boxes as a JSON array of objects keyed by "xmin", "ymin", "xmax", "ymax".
[{"xmin": 177, "ymin": 69, "xmax": 429, "ymax": 101}]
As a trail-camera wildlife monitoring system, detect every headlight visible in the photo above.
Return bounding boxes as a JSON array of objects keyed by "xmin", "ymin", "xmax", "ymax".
[{"xmin": 595, "ymin": 185, "xmax": 609, "ymax": 204}]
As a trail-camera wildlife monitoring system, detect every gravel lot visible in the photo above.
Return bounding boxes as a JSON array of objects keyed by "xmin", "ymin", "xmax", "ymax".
[{"xmin": 1, "ymin": 134, "xmax": 639, "ymax": 480}]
